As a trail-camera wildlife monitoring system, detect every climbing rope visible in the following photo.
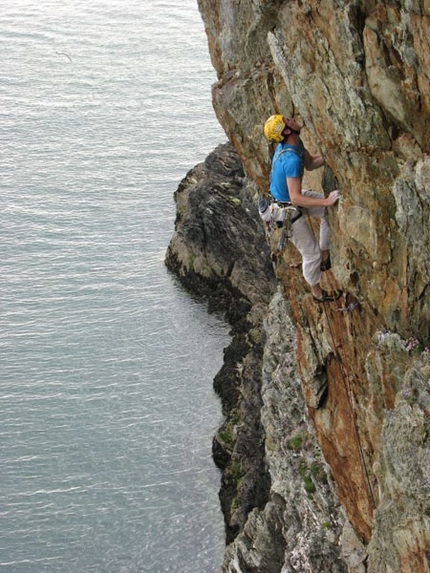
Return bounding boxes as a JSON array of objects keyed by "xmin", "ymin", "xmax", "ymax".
[{"xmin": 305, "ymin": 210, "xmax": 377, "ymax": 512}]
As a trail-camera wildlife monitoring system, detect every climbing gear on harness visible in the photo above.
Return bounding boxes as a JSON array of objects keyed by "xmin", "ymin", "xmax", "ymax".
[
  {"xmin": 313, "ymin": 289, "xmax": 343, "ymax": 303},
  {"xmin": 258, "ymin": 197, "xmax": 272, "ymax": 220},
  {"xmin": 258, "ymin": 196, "xmax": 302, "ymax": 250},
  {"xmin": 264, "ymin": 115, "xmax": 286, "ymax": 143},
  {"xmin": 258, "ymin": 197, "xmax": 286, "ymax": 232},
  {"xmin": 277, "ymin": 204, "xmax": 303, "ymax": 250},
  {"xmin": 320, "ymin": 256, "xmax": 331, "ymax": 272}
]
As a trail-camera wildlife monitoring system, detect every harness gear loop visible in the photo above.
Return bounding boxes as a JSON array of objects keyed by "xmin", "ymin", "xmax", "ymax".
[
  {"xmin": 277, "ymin": 204, "xmax": 302, "ymax": 250},
  {"xmin": 258, "ymin": 196, "xmax": 302, "ymax": 250}
]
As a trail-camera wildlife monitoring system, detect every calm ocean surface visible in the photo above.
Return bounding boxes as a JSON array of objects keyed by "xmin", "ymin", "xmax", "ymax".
[{"xmin": 0, "ymin": 1, "xmax": 229, "ymax": 571}]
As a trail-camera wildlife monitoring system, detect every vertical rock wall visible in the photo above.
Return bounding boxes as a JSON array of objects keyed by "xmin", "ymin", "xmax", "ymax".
[{"xmin": 196, "ymin": 1, "xmax": 430, "ymax": 571}]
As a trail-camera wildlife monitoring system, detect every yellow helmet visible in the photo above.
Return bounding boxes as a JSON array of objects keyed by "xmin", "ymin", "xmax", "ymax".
[{"xmin": 264, "ymin": 114, "xmax": 286, "ymax": 143}]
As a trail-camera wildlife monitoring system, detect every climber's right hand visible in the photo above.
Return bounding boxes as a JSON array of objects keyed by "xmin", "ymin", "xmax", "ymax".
[{"xmin": 325, "ymin": 189, "xmax": 341, "ymax": 206}]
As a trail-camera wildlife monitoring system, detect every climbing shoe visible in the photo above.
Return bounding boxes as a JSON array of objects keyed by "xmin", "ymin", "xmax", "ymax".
[
  {"xmin": 320, "ymin": 256, "xmax": 331, "ymax": 272},
  {"xmin": 313, "ymin": 289, "xmax": 343, "ymax": 303}
]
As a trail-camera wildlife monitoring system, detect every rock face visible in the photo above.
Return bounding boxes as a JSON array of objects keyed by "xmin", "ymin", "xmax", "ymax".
[
  {"xmin": 167, "ymin": 2, "xmax": 430, "ymax": 572},
  {"xmin": 166, "ymin": 143, "xmax": 351, "ymax": 571}
]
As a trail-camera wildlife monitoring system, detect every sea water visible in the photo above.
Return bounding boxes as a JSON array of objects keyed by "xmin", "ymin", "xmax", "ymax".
[{"xmin": 0, "ymin": 1, "xmax": 229, "ymax": 571}]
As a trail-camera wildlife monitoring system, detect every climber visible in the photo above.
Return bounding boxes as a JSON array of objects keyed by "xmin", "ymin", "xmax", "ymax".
[{"xmin": 263, "ymin": 114, "xmax": 342, "ymax": 302}]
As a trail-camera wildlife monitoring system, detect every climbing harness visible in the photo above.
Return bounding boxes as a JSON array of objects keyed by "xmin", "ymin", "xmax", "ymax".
[
  {"xmin": 277, "ymin": 203, "xmax": 302, "ymax": 250},
  {"xmin": 258, "ymin": 196, "xmax": 302, "ymax": 250}
]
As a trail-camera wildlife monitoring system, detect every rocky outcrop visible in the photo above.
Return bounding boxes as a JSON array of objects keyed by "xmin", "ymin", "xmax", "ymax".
[
  {"xmin": 165, "ymin": 143, "xmax": 277, "ymax": 543},
  {"xmin": 167, "ymin": 1, "xmax": 430, "ymax": 572},
  {"xmin": 222, "ymin": 290, "xmax": 351, "ymax": 573}
]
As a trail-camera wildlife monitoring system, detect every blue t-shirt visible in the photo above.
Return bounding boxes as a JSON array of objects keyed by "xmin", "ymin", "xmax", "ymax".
[{"xmin": 269, "ymin": 141, "xmax": 304, "ymax": 202}]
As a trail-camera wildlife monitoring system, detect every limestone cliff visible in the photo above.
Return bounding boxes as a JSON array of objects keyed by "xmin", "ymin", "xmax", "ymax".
[{"xmin": 167, "ymin": 1, "xmax": 430, "ymax": 572}]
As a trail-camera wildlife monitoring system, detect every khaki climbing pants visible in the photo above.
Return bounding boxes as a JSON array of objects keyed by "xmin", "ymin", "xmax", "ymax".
[{"xmin": 290, "ymin": 189, "xmax": 330, "ymax": 287}]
